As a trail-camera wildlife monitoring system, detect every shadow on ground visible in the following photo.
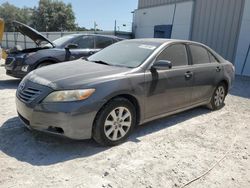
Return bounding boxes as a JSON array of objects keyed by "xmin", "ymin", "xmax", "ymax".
[
  {"xmin": 0, "ymin": 79, "xmax": 20, "ymax": 90},
  {"xmin": 0, "ymin": 107, "xmax": 210, "ymax": 166}
]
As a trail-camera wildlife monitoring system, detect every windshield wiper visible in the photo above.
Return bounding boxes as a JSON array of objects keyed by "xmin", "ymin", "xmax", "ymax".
[{"xmin": 90, "ymin": 60, "xmax": 111, "ymax": 66}]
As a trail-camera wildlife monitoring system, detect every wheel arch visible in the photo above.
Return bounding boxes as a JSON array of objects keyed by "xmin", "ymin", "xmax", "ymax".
[
  {"xmin": 35, "ymin": 57, "xmax": 59, "ymax": 68},
  {"xmin": 218, "ymin": 79, "xmax": 229, "ymax": 95},
  {"xmin": 93, "ymin": 93, "xmax": 141, "ymax": 131}
]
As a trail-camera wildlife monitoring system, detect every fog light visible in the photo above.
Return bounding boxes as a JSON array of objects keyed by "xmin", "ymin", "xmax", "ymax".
[{"xmin": 21, "ymin": 65, "xmax": 29, "ymax": 72}]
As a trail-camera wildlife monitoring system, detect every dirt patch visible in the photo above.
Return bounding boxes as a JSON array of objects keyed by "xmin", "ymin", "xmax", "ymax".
[{"xmin": 0, "ymin": 66, "xmax": 249, "ymax": 188}]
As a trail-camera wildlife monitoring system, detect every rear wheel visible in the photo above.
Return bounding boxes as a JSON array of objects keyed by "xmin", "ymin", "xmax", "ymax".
[
  {"xmin": 209, "ymin": 83, "xmax": 227, "ymax": 110},
  {"xmin": 93, "ymin": 98, "xmax": 136, "ymax": 146}
]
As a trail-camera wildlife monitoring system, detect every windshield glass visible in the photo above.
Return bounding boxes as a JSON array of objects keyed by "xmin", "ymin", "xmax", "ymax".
[
  {"xmin": 44, "ymin": 35, "xmax": 75, "ymax": 48},
  {"xmin": 88, "ymin": 41, "xmax": 160, "ymax": 68}
]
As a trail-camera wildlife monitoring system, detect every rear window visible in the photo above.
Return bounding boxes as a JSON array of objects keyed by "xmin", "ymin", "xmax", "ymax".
[{"xmin": 189, "ymin": 45, "xmax": 210, "ymax": 65}]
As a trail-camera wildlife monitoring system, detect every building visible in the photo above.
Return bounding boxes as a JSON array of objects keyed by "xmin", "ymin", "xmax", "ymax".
[{"xmin": 132, "ymin": 0, "xmax": 250, "ymax": 76}]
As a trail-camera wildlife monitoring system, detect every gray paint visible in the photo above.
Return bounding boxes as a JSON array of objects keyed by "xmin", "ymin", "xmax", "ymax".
[
  {"xmin": 16, "ymin": 39, "xmax": 235, "ymax": 140},
  {"xmin": 191, "ymin": 0, "xmax": 245, "ymax": 62}
]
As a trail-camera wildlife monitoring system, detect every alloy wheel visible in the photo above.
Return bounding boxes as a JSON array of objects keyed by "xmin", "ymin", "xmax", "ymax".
[
  {"xmin": 214, "ymin": 86, "xmax": 225, "ymax": 107},
  {"xmin": 104, "ymin": 107, "xmax": 132, "ymax": 141}
]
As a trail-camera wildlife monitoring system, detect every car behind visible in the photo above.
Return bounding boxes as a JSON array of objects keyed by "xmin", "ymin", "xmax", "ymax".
[{"xmin": 5, "ymin": 21, "xmax": 122, "ymax": 78}]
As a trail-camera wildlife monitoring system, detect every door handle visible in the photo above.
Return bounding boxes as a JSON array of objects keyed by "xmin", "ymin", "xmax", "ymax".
[
  {"xmin": 216, "ymin": 66, "xmax": 221, "ymax": 72},
  {"xmin": 185, "ymin": 71, "xmax": 193, "ymax": 79}
]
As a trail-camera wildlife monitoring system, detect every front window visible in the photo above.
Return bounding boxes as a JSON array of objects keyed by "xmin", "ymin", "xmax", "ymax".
[
  {"xmin": 95, "ymin": 36, "xmax": 113, "ymax": 48},
  {"xmin": 73, "ymin": 36, "xmax": 94, "ymax": 49},
  {"xmin": 88, "ymin": 41, "xmax": 160, "ymax": 68},
  {"xmin": 156, "ymin": 44, "xmax": 188, "ymax": 67}
]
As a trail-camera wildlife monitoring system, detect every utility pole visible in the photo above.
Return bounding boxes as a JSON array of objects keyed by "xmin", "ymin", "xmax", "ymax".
[
  {"xmin": 94, "ymin": 21, "xmax": 97, "ymax": 33},
  {"xmin": 114, "ymin": 20, "xmax": 117, "ymax": 35}
]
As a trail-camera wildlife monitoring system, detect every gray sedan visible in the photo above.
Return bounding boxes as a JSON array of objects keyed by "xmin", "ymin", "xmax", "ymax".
[{"xmin": 16, "ymin": 39, "xmax": 235, "ymax": 146}]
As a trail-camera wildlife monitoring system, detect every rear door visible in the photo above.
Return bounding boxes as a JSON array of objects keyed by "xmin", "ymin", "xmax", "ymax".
[
  {"xmin": 144, "ymin": 43, "xmax": 194, "ymax": 119},
  {"xmin": 187, "ymin": 44, "xmax": 223, "ymax": 104}
]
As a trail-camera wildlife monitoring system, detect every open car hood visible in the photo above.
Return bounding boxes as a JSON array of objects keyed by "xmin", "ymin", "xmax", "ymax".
[{"xmin": 13, "ymin": 21, "xmax": 55, "ymax": 47}]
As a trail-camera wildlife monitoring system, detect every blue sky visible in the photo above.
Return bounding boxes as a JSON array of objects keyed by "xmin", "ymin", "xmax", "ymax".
[{"xmin": 0, "ymin": 0, "xmax": 138, "ymax": 31}]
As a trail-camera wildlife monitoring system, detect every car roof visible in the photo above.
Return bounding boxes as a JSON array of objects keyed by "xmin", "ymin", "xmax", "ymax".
[
  {"xmin": 68, "ymin": 33, "xmax": 123, "ymax": 40},
  {"xmin": 124, "ymin": 38, "xmax": 205, "ymax": 45}
]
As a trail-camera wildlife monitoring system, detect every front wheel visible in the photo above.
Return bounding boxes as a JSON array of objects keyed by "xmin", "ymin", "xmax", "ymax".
[
  {"xmin": 209, "ymin": 83, "xmax": 227, "ymax": 110},
  {"xmin": 93, "ymin": 98, "xmax": 136, "ymax": 146}
]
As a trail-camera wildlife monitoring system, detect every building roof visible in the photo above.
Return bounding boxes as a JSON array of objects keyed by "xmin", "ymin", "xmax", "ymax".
[{"xmin": 138, "ymin": 0, "xmax": 191, "ymax": 9}]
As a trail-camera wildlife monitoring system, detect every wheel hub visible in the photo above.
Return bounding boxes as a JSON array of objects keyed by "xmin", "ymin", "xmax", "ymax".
[{"xmin": 104, "ymin": 107, "xmax": 132, "ymax": 141}]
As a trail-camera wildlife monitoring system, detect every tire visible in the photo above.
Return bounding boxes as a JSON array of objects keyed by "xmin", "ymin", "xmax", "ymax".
[
  {"xmin": 37, "ymin": 62, "xmax": 52, "ymax": 69},
  {"xmin": 209, "ymin": 83, "xmax": 227, "ymax": 110},
  {"xmin": 93, "ymin": 98, "xmax": 136, "ymax": 146}
]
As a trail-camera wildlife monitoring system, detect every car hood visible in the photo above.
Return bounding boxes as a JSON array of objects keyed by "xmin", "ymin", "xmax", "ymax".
[
  {"xmin": 27, "ymin": 59, "xmax": 131, "ymax": 90},
  {"xmin": 13, "ymin": 21, "xmax": 55, "ymax": 47}
]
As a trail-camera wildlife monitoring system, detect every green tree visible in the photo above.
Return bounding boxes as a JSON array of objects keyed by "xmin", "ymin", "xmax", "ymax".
[
  {"xmin": 0, "ymin": 2, "xmax": 33, "ymax": 31},
  {"xmin": 32, "ymin": 0, "xmax": 76, "ymax": 31}
]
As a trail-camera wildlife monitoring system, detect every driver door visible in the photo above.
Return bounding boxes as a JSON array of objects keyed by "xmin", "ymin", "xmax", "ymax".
[
  {"xmin": 144, "ymin": 43, "xmax": 194, "ymax": 119},
  {"xmin": 69, "ymin": 35, "xmax": 97, "ymax": 59}
]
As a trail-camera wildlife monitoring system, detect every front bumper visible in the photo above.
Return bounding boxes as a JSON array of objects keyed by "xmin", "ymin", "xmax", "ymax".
[
  {"xmin": 6, "ymin": 66, "xmax": 28, "ymax": 78},
  {"xmin": 5, "ymin": 56, "xmax": 29, "ymax": 78},
  {"xmin": 16, "ymin": 96, "xmax": 101, "ymax": 140}
]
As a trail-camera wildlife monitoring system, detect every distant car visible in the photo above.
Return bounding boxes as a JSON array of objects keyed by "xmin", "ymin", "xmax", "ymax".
[
  {"xmin": 5, "ymin": 21, "xmax": 123, "ymax": 78},
  {"xmin": 16, "ymin": 39, "xmax": 235, "ymax": 146}
]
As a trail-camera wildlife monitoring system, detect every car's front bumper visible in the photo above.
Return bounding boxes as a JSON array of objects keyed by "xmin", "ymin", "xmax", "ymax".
[
  {"xmin": 16, "ymin": 96, "xmax": 102, "ymax": 140},
  {"xmin": 5, "ymin": 56, "xmax": 29, "ymax": 78},
  {"xmin": 6, "ymin": 67, "xmax": 27, "ymax": 78}
]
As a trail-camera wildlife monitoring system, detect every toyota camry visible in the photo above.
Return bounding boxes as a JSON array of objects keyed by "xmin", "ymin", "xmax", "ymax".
[{"xmin": 16, "ymin": 39, "xmax": 235, "ymax": 146}]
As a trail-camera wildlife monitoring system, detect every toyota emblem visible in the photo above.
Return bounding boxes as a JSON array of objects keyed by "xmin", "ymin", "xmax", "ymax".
[{"xmin": 18, "ymin": 82, "xmax": 25, "ymax": 91}]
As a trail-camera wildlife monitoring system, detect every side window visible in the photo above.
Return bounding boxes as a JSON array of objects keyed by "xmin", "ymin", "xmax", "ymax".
[
  {"xmin": 189, "ymin": 45, "xmax": 210, "ymax": 64},
  {"xmin": 208, "ymin": 51, "xmax": 219, "ymax": 63},
  {"xmin": 156, "ymin": 44, "xmax": 188, "ymax": 67},
  {"xmin": 95, "ymin": 36, "xmax": 113, "ymax": 48},
  {"xmin": 73, "ymin": 36, "xmax": 94, "ymax": 49}
]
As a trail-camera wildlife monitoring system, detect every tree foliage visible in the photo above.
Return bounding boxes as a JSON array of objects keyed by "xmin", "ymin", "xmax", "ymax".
[
  {"xmin": 32, "ymin": 0, "xmax": 76, "ymax": 31},
  {"xmin": 0, "ymin": 2, "xmax": 33, "ymax": 31},
  {"xmin": 0, "ymin": 0, "xmax": 76, "ymax": 32}
]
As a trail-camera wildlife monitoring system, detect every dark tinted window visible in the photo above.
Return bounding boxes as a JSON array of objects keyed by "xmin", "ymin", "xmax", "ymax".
[
  {"xmin": 189, "ymin": 45, "xmax": 210, "ymax": 64},
  {"xmin": 95, "ymin": 36, "xmax": 113, "ymax": 48},
  {"xmin": 208, "ymin": 51, "xmax": 219, "ymax": 63},
  {"xmin": 74, "ymin": 36, "xmax": 94, "ymax": 49},
  {"xmin": 156, "ymin": 44, "xmax": 188, "ymax": 66}
]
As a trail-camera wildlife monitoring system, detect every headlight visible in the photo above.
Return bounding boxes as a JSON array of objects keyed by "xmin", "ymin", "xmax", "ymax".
[{"xmin": 43, "ymin": 89, "xmax": 95, "ymax": 102}]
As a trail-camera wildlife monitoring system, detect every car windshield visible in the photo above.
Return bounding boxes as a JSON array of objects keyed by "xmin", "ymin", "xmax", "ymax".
[
  {"xmin": 87, "ymin": 41, "xmax": 160, "ymax": 68},
  {"xmin": 44, "ymin": 35, "xmax": 75, "ymax": 48}
]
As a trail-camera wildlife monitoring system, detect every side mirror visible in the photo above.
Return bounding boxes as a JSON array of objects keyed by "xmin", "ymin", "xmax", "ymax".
[
  {"xmin": 151, "ymin": 60, "xmax": 172, "ymax": 70},
  {"xmin": 65, "ymin": 43, "xmax": 78, "ymax": 50}
]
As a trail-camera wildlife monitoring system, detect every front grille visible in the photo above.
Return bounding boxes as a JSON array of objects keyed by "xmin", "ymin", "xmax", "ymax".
[{"xmin": 18, "ymin": 87, "xmax": 42, "ymax": 103}]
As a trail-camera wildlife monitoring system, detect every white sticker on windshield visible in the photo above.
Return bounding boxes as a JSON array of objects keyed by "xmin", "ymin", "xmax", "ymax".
[{"xmin": 139, "ymin": 45, "xmax": 156, "ymax": 50}]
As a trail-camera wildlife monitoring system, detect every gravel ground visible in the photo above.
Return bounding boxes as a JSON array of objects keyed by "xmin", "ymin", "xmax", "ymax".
[{"xmin": 0, "ymin": 64, "xmax": 249, "ymax": 188}]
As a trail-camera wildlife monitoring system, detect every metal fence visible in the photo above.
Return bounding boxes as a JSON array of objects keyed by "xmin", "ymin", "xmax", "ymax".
[{"xmin": 1, "ymin": 31, "xmax": 132, "ymax": 49}]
